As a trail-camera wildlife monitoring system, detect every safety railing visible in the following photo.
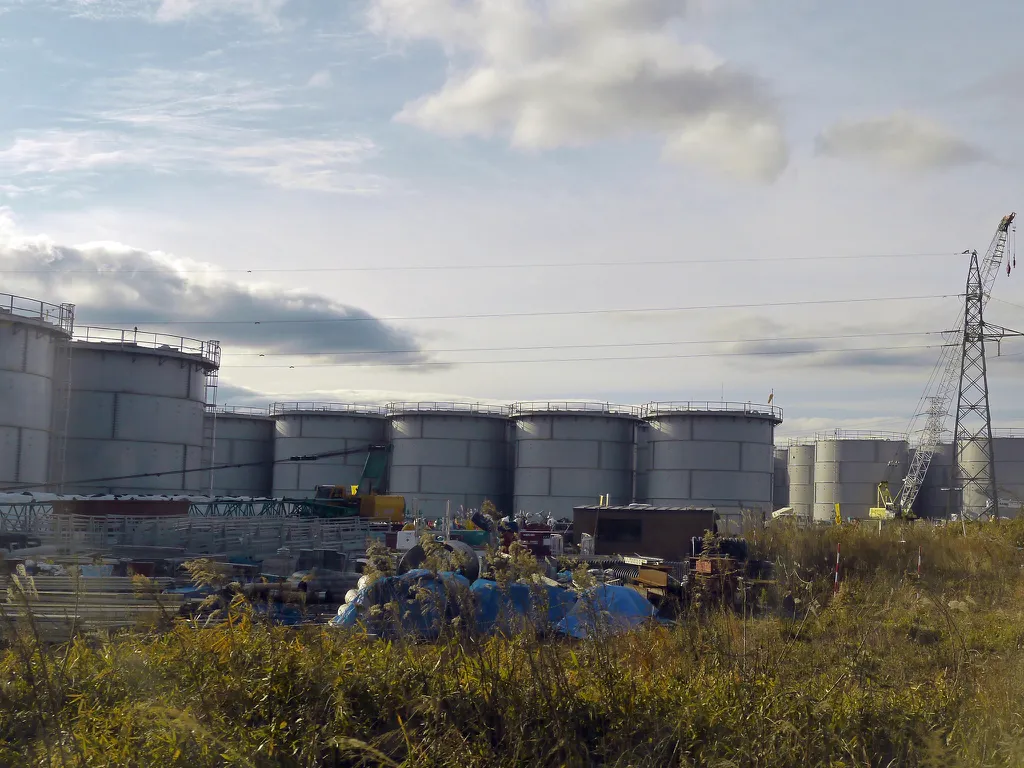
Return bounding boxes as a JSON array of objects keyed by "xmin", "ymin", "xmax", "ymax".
[
  {"xmin": 641, "ymin": 401, "xmax": 783, "ymax": 421},
  {"xmin": 510, "ymin": 401, "xmax": 641, "ymax": 417},
  {"xmin": 74, "ymin": 326, "xmax": 220, "ymax": 367},
  {"xmin": 387, "ymin": 401, "xmax": 509, "ymax": 416},
  {"xmin": 0, "ymin": 292, "xmax": 74, "ymax": 334},
  {"xmin": 211, "ymin": 405, "xmax": 272, "ymax": 417},
  {"xmin": 269, "ymin": 402, "xmax": 387, "ymax": 416},
  {"xmin": 813, "ymin": 429, "xmax": 908, "ymax": 442},
  {"xmin": 991, "ymin": 428, "xmax": 1024, "ymax": 438}
]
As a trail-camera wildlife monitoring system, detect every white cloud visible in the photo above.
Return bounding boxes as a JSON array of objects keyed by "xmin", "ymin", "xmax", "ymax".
[
  {"xmin": 0, "ymin": 0, "xmax": 290, "ymax": 23},
  {"xmin": 368, "ymin": 0, "xmax": 788, "ymax": 182},
  {"xmin": 816, "ymin": 112, "xmax": 986, "ymax": 173},
  {"xmin": 306, "ymin": 69, "xmax": 333, "ymax": 89},
  {"xmin": 0, "ymin": 69, "xmax": 382, "ymax": 193}
]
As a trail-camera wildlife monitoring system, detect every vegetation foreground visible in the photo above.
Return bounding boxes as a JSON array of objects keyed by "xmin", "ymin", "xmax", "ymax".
[{"xmin": 2, "ymin": 522, "xmax": 1024, "ymax": 767}]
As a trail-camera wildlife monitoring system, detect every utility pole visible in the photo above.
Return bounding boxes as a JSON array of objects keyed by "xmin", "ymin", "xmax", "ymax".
[{"xmin": 954, "ymin": 249, "xmax": 997, "ymax": 520}]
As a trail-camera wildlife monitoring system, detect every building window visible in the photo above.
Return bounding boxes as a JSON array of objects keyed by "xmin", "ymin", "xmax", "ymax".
[{"xmin": 601, "ymin": 517, "xmax": 642, "ymax": 544}]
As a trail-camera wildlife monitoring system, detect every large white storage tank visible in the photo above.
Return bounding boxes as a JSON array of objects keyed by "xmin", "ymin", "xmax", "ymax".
[
  {"xmin": 787, "ymin": 442, "xmax": 815, "ymax": 519},
  {"xmin": 271, "ymin": 403, "xmax": 387, "ymax": 498},
  {"xmin": 773, "ymin": 446, "xmax": 789, "ymax": 509},
  {"xmin": 387, "ymin": 402, "xmax": 510, "ymax": 517},
  {"xmin": 813, "ymin": 431, "xmax": 909, "ymax": 522},
  {"xmin": 204, "ymin": 407, "xmax": 274, "ymax": 497},
  {"xmin": 512, "ymin": 402, "xmax": 639, "ymax": 520},
  {"xmin": 63, "ymin": 327, "xmax": 220, "ymax": 495},
  {"xmin": 959, "ymin": 432, "xmax": 1024, "ymax": 518},
  {"xmin": 0, "ymin": 293, "xmax": 74, "ymax": 490},
  {"xmin": 640, "ymin": 402, "xmax": 782, "ymax": 517}
]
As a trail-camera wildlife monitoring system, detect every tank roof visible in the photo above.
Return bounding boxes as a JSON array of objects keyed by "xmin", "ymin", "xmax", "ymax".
[
  {"xmin": 387, "ymin": 401, "xmax": 509, "ymax": 417},
  {"xmin": 73, "ymin": 326, "xmax": 220, "ymax": 369},
  {"xmin": 269, "ymin": 402, "xmax": 386, "ymax": 417},
  {"xmin": 510, "ymin": 401, "xmax": 640, "ymax": 418},
  {"xmin": 0, "ymin": 292, "xmax": 74, "ymax": 336},
  {"xmin": 210, "ymin": 405, "xmax": 272, "ymax": 418},
  {"xmin": 641, "ymin": 401, "xmax": 782, "ymax": 423}
]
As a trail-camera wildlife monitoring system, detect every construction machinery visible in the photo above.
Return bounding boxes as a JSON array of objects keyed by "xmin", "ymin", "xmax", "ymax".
[
  {"xmin": 294, "ymin": 445, "xmax": 408, "ymax": 524},
  {"xmin": 885, "ymin": 213, "xmax": 1018, "ymax": 519}
]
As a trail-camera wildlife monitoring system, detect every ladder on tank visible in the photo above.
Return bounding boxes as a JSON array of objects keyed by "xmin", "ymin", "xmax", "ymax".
[
  {"xmin": 47, "ymin": 304, "xmax": 75, "ymax": 493},
  {"xmin": 201, "ymin": 357, "xmax": 220, "ymax": 496}
]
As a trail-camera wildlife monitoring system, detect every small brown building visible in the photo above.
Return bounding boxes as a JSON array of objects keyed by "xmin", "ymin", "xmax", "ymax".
[{"xmin": 572, "ymin": 505, "xmax": 717, "ymax": 561}]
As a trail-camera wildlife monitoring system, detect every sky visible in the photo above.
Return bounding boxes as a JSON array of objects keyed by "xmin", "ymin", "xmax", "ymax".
[{"xmin": 1, "ymin": 0, "xmax": 1023, "ymax": 439}]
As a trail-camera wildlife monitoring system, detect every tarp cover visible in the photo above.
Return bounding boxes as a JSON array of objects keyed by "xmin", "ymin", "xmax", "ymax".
[
  {"xmin": 470, "ymin": 579, "xmax": 577, "ymax": 635},
  {"xmin": 331, "ymin": 569, "xmax": 470, "ymax": 638},
  {"xmin": 555, "ymin": 584, "xmax": 657, "ymax": 639}
]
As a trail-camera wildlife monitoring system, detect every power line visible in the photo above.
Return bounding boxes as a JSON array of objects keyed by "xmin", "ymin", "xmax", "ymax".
[
  {"xmin": 83, "ymin": 294, "xmax": 953, "ymax": 326},
  {"xmin": 226, "ymin": 342, "xmax": 950, "ymax": 369},
  {"xmin": 0, "ymin": 444, "xmax": 384, "ymax": 494},
  {"xmin": 0, "ymin": 252, "xmax": 963, "ymax": 275},
  {"xmin": 218, "ymin": 330, "xmax": 944, "ymax": 358}
]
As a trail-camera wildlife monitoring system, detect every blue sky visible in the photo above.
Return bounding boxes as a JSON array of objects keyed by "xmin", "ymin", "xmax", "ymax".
[{"xmin": 1, "ymin": 0, "xmax": 1023, "ymax": 438}]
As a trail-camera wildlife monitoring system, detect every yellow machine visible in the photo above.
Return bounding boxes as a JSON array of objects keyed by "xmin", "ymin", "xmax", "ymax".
[{"xmin": 313, "ymin": 484, "xmax": 406, "ymax": 524}]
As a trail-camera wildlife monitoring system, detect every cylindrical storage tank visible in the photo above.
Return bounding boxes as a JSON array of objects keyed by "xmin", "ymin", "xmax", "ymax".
[
  {"xmin": 959, "ymin": 433, "xmax": 1024, "ymax": 518},
  {"xmin": 640, "ymin": 402, "xmax": 782, "ymax": 516},
  {"xmin": 813, "ymin": 432, "xmax": 908, "ymax": 522},
  {"xmin": 773, "ymin": 447, "xmax": 789, "ymax": 509},
  {"xmin": 915, "ymin": 443, "xmax": 955, "ymax": 519},
  {"xmin": 64, "ymin": 328, "xmax": 220, "ymax": 495},
  {"xmin": 387, "ymin": 402, "xmax": 511, "ymax": 517},
  {"xmin": 787, "ymin": 442, "xmax": 815, "ymax": 519},
  {"xmin": 205, "ymin": 407, "xmax": 274, "ymax": 497},
  {"xmin": 512, "ymin": 402, "xmax": 639, "ymax": 519},
  {"xmin": 271, "ymin": 403, "xmax": 387, "ymax": 498},
  {"xmin": 0, "ymin": 293, "xmax": 74, "ymax": 490}
]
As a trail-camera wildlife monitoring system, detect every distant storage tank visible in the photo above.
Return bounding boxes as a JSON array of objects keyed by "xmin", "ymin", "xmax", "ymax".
[
  {"xmin": 63, "ymin": 328, "xmax": 220, "ymax": 495},
  {"xmin": 773, "ymin": 446, "xmax": 790, "ymax": 509},
  {"xmin": 0, "ymin": 293, "xmax": 74, "ymax": 490},
  {"xmin": 204, "ymin": 407, "xmax": 274, "ymax": 497},
  {"xmin": 640, "ymin": 402, "xmax": 783, "ymax": 517},
  {"xmin": 787, "ymin": 442, "xmax": 815, "ymax": 519},
  {"xmin": 271, "ymin": 403, "xmax": 387, "ymax": 498},
  {"xmin": 387, "ymin": 402, "xmax": 511, "ymax": 517},
  {"xmin": 916, "ymin": 443, "xmax": 955, "ymax": 518},
  {"xmin": 959, "ymin": 432, "xmax": 1024, "ymax": 518},
  {"xmin": 813, "ymin": 431, "xmax": 908, "ymax": 522},
  {"xmin": 512, "ymin": 402, "xmax": 639, "ymax": 519}
]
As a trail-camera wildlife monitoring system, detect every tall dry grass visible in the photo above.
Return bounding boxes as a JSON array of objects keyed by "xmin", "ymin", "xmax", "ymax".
[{"xmin": 0, "ymin": 521, "xmax": 1022, "ymax": 767}]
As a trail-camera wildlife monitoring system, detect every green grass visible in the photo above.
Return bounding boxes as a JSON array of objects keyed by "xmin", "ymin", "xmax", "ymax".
[{"xmin": 2, "ymin": 520, "xmax": 1024, "ymax": 767}]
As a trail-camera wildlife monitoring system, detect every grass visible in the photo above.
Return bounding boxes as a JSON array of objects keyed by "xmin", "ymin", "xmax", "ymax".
[{"xmin": 1, "ymin": 520, "xmax": 1023, "ymax": 767}]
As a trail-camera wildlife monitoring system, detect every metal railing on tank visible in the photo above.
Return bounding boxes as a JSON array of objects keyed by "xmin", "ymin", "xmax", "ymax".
[
  {"xmin": 74, "ymin": 326, "xmax": 220, "ymax": 367},
  {"xmin": 0, "ymin": 292, "xmax": 75, "ymax": 335},
  {"xmin": 212, "ymin": 405, "xmax": 272, "ymax": 417},
  {"xmin": 813, "ymin": 429, "xmax": 909, "ymax": 442},
  {"xmin": 509, "ymin": 401, "xmax": 641, "ymax": 417},
  {"xmin": 269, "ymin": 402, "xmax": 387, "ymax": 416},
  {"xmin": 387, "ymin": 401, "xmax": 510, "ymax": 416},
  {"xmin": 640, "ymin": 401, "xmax": 783, "ymax": 421}
]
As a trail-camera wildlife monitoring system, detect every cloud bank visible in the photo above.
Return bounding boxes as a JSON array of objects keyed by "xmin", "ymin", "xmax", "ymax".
[
  {"xmin": 0, "ymin": 210, "xmax": 426, "ymax": 363},
  {"xmin": 816, "ymin": 112, "xmax": 986, "ymax": 173},
  {"xmin": 368, "ymin": 0, "xmax": 788, "ymax": 182}
]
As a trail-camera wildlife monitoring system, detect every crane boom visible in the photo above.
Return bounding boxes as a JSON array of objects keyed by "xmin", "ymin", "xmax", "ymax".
[{"xmin": 896, "ymin": 213, "xmax": 1015, "ymax": 514}]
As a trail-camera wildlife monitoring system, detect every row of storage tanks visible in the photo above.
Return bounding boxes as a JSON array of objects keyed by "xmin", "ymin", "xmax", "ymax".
[
  {"xmin": 1, "ymin": 292, "xmax": 784, "ymax": 519},
  {"xmin": 6, "ymin": 291, "xmax": 1022, "ymax": 521},
  {"xmin": 225, "ymin": 400, "xmax": 783, "ymax": 520},
  {"xmin": 773, "ymin": 432, "xmax": 1024, "ymax": 521}
]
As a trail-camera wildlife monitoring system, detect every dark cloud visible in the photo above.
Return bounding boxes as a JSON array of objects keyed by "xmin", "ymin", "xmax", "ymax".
[
  {"xmin": 815, "ymin": 112, "xmax": 985, "ymax": 173},
  {"xmin": 0, "ymin": 231, "xmax": 428, "ymax": 363}
]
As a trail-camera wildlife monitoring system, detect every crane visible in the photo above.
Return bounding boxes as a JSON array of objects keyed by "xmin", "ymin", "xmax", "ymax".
[{"xmin": 890, "ymin": 213, "xmax": 1016, "ymax": 517}]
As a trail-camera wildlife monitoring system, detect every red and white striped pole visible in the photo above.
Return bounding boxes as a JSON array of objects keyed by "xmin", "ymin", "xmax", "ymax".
[{"xmin": 834, "ymin": 542, "xmax": 841, "ymax": 594}]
